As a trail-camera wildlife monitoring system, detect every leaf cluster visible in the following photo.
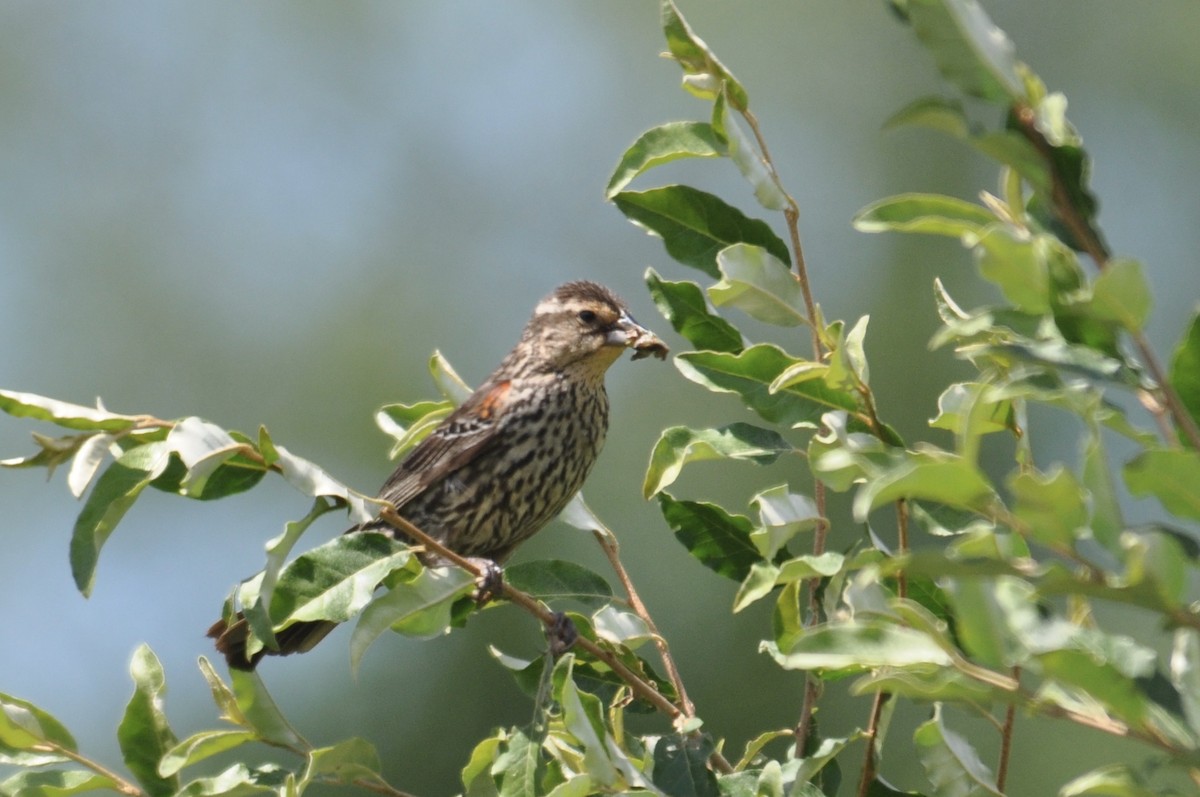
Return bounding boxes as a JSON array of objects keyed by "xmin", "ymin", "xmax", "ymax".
[{"xmin": 3, "ymin": 1, "xmax": 1200, "ymax": 796}]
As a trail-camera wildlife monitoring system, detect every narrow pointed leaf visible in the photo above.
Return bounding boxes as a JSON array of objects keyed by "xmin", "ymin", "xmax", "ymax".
[
  {"xmin": 661, "ymin": 0, "xmax": 748, "ymax": 109},
  {"xmin": 228, "ymin": 669, "xmax": 305, "ymax": 749},
  {"xmin": 159, "ymin": 730, "xmax": 258, "ymax": 777},
  {"xmin": 1169, "ymin": 310, "xmax": 1200, "ymax": 432},
  {"xmin": 0, "ymin": 770, "xmax": 119, "ymax": 796},
  {"xmin": 118, "ymin": 645, "xmax": 179, "ymax": 797},
  {"xmin": 606, "ymin": 122, "xmax": 726, "ymax": 199},
  {"xmin": 71, "ymin": 442, "xmax": 172, "ymax": 596},
  {"xmin": 66, "ymin": 433, "xmax": 115, "ymax": 498},
  {"xmin": 854, "ymin": 193, "xmax": 994, "ymax": 237},
  {"xmin": 0, "ymin": 389, "xmax": 139, "ymax": 432},
  {"xmin": 764, "ymin": 622, "xmax": 953, "ymax": 672},
  {"xmin": 375, "ymin": 400, "xmax": 453, "ymax": 461}
]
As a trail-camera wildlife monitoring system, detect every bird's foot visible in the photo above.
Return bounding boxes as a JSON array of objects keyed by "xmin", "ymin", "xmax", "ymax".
[
  {"xmin": 468, "ymin": 558, "xmax": 505, "ymax": 606},
  {"xmin": 547, "ymin": 611, "xmax": 578, "ymax": 657}
]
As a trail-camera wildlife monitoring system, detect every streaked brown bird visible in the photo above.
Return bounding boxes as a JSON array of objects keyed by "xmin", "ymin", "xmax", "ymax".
[{"xmin": 210, "ymin": 281, "xmax": 667, "ymax": 668}]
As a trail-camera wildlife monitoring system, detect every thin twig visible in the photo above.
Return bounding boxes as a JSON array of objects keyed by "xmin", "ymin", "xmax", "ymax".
[
  {"xmin": 31, "ymin": 742, "xmax": 144, "ymax": 797},
  {"xmin": 377, "ymin": 507, "xmax": 734, "ymax": 775},
  {"xmin": 855, "ymin": 691, "xmax": 890, "ymax": 797},
  {"xmin": 996, "ymin": 667, "xmax": 1019, "ymax": 792},
  {"xmin": 894, "ymin": 499, "xmax": 909, "ymax": 600},
  {"xmin": 591, "ymin": 528, "xmax": 696, "ymax": 717},
  {"xmin": 739, "ymin": 104, "xmax": 832, "ymax": 761}
]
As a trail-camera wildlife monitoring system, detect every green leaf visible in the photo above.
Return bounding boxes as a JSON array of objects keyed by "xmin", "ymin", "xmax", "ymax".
[
  {"xmin": 1124, "ymin": 448, "xmax": 1200, "ymax": 521},
  {"xmin": 708, "ymin": 244, "xmax": 805, "ymax": 327},
  {"xmin": 196, "ymin": 658, "xmax": 243, "ymax": 729},
  {"xmin": 159, "ymin": 730, "xmax": 258, "ymax": 777},
  {"xmin": 375, "ymin": 400, "xmax": 454, "ymax": 461},
  {"xmin": 1037, "ymin": 649, "xmax": 1151, "ymax": 727},
  {"xmin": 644, "ymin": 423, "xmax": 792, "ymax": 498},
  {"xmin": 675, "ymin": 344, "xmax": 859, "ymax": 427},
  {"xmin": 164, "ymin": 417, "xmax": 250, "ymax": 498},
  {"xmin": 1169, "ymin": 310, "xmax": 1200, "ymax": 434},
  {"xmin": 929, "ymin": 382, "xmax": 1014, "ymax": 464},
  {"xmin": 271, "ymin": 443, "xmax": 376, "ymax": 524},
  {"xmin": 495, "ymin": 728, "xmax": 540, "ymax": 797},
  {"xmin": 1008, "ymin": 466, "xmax": 1088, "ymax": 548},
  {"xmin": 1059, "ymin": 765, "xmax": 1159, "ymax": 797},
  {"xmin": 553, "ymin": 657, "xmax": 620, "ymax": 789},
  {"xmin": 174, "ymin": 763, "xmax": 286, "ymax": 796},
  {"xmin": 1170, "ymin": 629, "xmax": 1200, "ymax": 743},
  {"xmin": 644, "ymin": 269, "xmax": 743, "ymax": 353},
  {"xmin": 592, "ymin": 605, "xmax": 653, "ymax": 648},
  {"xmin": 228, "ymin": 669, "xmax": 305, "ymax": 749},
  {"xmin": 0, "ymin": 389, "xmax": 139, "ymax": 432},
  {"xmin": 301, "ymin": 737, "xmax": 384, "ymax": 789},
  {"xmin": 972, "ymin": 226, "xmax": 1052, "ymax": 314},
  {"xmin": 853, "ymin": 193, "xmax": 994, "ymax": 238},
  {"xmin": 749, "ymin": 485, "xmax": 821, "ymax": 559},
  {"xmin": 764, "ymin": 622, "xmax": 953, "ymax": 673},
  {"xmin": 712, "ymin": 90, "xmax": 787, "ymax": 210},
  {"xmin": 852, "ymin": 449, "xmax": 996, "ymax": 522},
  {"xmin": 117, "ymin": 645, "xmax": 179, "ymax": 797},
  {"xmin": 1087, "ymin": 259, "xmax": 1151, "ymax": 332},
  {"xmin": 606, "ymin": 122, "xmax": 726, "ymax": 199},
  {"xmin": 66, "ymin": 433, "xmax": 115, "ymax": 498},
  {"xmin": 661, "ymin": 0, "xmax": 748, "ymax": 109},
  {"xmin": 71, "ymin": 442, "xmax": 172, "ymax": 596},
  {"xmin": 658, "ymin": 493, "xmax": 761, "ymax": 581},
  {"xmin": 883, "ymin": 96, "xmax": 971, "ymax": 138},
  {"xmin": 904, "ymin": 0, "xmax": 1025, "ymax": 103},
  {"xmin": 0, "ymin": 770, "xmax": 120, "ymax": 796},
  {"xmin": 613, "ymin": 186, "xmax": 789, "ymax": 278},
  {"xmin": 462, "ymin": 732, "xmax": 504, "ymax": 797},
  {"xmin": 349, "ymin": 565, "xmax": 474, "ymax": 672},
  {"xmin": 0, "ymin": 693, "xmax": 77, "ymax": 762},
  {"xmin": 826, "ymin": 315, "xmax": 871, "ymax": 391},
  {"xmin": 505, "ymin": 560, "xmax": 614, "ymax": 608},
  {"xmin": 269, "ymin": 532, "xmax": 411, "ymax": 627},
  {"xmin": 238, "ymin": 498, "xmax": 343, "ymax": 656},
  {"xmin": 651, "ymin": 734, "xmax": 719, "ymax": 797},
  {"xmin": 429, "ymin": 349, "xmax": 473, "ymax": 404},
  {"xmin": 913, "ymin": 705, "xmax": 1002, "ymax": 797}
]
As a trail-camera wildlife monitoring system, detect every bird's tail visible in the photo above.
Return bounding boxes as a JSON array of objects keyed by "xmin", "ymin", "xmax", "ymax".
[{"xmin": 207, "ymin": 616, "xmax": 338, "ymax": 670}]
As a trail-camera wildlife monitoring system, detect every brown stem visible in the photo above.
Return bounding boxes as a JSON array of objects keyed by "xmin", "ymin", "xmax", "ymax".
[
  {"xmin": 31, "ymin": 743, "xmax": 144, "ymax": 797},
  {"xmin": 855, "ymin": 691, "xmax": 891, "ymax": 797},
  {"xmin": 894, "ymin": 499, "xmax": 910, "ymax": 600},
  {"xmin": 740, "ymin": 105, "xmax": 836, "ymax": 762},
  {"xmin": 591, "ymin": 528, "xmax": 696, "ymax": 718},
  {"xmin": 996, "ymin": 667, "xmax": 1019, "ymax": 792}
]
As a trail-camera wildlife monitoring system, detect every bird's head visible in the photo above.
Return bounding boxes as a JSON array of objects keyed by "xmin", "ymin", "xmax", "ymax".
[{"xmin": 507, "ymin": 281, "xmax": 668, "ymax": 377}]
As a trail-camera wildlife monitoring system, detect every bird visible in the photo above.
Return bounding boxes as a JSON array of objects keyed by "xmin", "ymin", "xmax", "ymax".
[{"xmin": 209, "ymin": 280, "xmax": 667, "ymax": 669}]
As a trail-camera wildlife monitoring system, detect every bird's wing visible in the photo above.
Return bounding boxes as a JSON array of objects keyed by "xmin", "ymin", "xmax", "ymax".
[{"xmin": 375, "ymin": 380, "xmax": 512, "ymax": 509}]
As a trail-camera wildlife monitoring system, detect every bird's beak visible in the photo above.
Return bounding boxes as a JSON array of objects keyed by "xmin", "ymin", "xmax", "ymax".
[{"xmin": 606, "ymin": 312, "xmax": 669, "ymax": 361}]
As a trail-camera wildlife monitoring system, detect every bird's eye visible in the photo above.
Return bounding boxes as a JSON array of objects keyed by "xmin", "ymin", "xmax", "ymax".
[{"xmin": 578, "ymin": 310, "xmax": 597, "ymax": 324}]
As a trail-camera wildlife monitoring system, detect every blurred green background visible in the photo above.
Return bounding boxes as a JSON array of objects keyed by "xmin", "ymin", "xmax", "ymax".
[{"xmin": 2, "ymin": 2, "xmax": 1198, "ymax": 794}]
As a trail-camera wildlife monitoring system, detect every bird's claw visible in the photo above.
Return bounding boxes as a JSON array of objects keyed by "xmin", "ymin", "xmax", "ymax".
[
  {"xmin": 470, "ymin": 558, "xmax": 505, "ymax": 606},
  {"xmin": 547, "ymin": 611, "xmax": 578, "ymax": 657}
]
